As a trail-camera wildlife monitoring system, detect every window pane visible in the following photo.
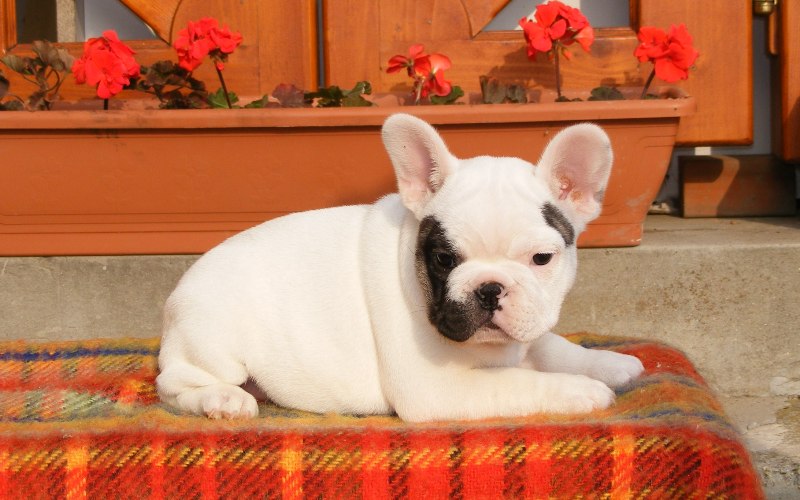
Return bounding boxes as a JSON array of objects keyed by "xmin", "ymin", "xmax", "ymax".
[
  {"xmin": 484, "ymin": 0, "xmax": 630, "ymax": 31},
  {"xmin": 14, "ymin": 0, "xmax": 157, "ymax": 42},
  {"xmin": 76, "ymin": 0, "xmax": 156, "ymax": 40},
  {"xmin": 16, "ymin": 0, "xmax": 58, "ymax": 43}
]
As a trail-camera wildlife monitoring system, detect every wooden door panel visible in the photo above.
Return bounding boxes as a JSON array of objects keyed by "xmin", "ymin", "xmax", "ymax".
[
  {"xmin": 780, "ymin": 0, "xmax": 800, "ymax": 161},
  {"xmin": 639, "ymin": 0, "xmax": 753, "ymax": 144}
]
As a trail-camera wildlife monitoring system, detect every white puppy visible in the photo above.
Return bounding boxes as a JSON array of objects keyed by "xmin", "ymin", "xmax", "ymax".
[{"xmin": 156, "ymin": 113, "xmax": 644, "ymax": 422}]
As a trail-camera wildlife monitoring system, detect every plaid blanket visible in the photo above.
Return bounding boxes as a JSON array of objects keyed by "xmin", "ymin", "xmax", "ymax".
[{"xmin": 0, "ymin": 333, "xmax": 763, "ymax": 499}]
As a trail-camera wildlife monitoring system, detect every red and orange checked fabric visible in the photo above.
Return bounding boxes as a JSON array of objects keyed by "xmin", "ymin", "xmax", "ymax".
[{"xmin": 0, "ymin": 333, "xmax": 764, "ymax": 499}]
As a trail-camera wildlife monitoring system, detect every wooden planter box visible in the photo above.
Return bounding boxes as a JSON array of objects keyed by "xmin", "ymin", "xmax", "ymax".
[{"xmin": 0, "ymin": 96, "xmax": 694, "ymax": 255}]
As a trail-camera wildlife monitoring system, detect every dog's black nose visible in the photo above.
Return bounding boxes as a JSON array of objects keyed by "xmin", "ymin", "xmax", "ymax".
[{"xmin": 475, "ymin": 282, "xmax": 504, "ymax": 311}]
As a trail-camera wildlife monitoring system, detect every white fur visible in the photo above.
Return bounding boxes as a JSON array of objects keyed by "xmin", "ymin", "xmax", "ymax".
[{"xmin": 156, "ymin": 113, "xmax": 644, "ymax": 422}]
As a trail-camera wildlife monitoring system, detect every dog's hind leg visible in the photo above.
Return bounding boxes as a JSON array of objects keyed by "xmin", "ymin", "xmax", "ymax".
[{"xmin": 156, "ymin": 360, "xmax": 259, "ymax": 419}]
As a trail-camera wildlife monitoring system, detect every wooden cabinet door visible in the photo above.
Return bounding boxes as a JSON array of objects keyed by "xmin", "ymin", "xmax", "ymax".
[{"xmin": 639, "ymin": 0, "xmax": 752, "ymax": 145}]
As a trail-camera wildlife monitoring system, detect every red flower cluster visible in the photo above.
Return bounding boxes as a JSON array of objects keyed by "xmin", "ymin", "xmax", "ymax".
[
  {"xmin": 634, "ymin": 24, "xmax": 699, "ymax": 83},
  {"xmin": 174, "ymin": 17, "xmax": 243, "ymax": 72},
  {"xmin": 519, "ymin": 0, "xmax": 594, "ymax": 60},
  {"xmin": 72, "ymin": 30, "xmax": 140, "ymax": 99},
  {"xmin": 387, "ymin": 44, "xmax": 453, "ymax": 100}
]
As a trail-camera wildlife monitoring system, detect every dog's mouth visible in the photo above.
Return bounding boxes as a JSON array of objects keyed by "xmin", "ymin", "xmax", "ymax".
[{"xmin": 472, "ymin": 317, "xmax": 512, "ymax": 343}]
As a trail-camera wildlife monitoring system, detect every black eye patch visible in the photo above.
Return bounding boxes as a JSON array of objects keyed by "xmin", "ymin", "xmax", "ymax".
[{"xmin": 541, "ymin": 202, "xmax": 575, "ymax": 246}]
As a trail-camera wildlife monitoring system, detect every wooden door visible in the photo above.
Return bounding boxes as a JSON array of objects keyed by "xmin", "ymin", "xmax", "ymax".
[
  {"xmin": 323, "ymin": 0, "xmax": 753, "ymax": 145},
  {"xmin": 0, "ymin": 0, "xmax": 318, "ymax": 101},
  {"xmin": 779, "ymin": 0, "xmax": 800, "ymax": 161},
  {"xmin": 2, "ymin": 0, "xmax": 756, "ymax": 147}
]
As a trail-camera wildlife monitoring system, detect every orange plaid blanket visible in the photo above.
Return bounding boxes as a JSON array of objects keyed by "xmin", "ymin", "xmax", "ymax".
[{"xmin": 0, "ymin": 333, "xmax": 763, "ymax": 499}]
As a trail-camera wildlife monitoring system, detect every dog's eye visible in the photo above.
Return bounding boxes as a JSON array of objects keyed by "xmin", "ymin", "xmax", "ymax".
[
  {"xmin": 434, "ymin": 251, "xmax": 457, "ymax": 270},
  {"xmin": 532, "ymin": 253, "xmax": 554, "ymax": 266}
]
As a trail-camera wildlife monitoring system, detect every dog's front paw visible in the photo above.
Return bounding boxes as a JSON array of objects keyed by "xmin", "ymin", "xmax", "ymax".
[
  {"xmin": 546, "ymin": 374, "xmax": 615, "ymax": 414},
  {"xmin": 587, "ymin": 350, "xmax": 645, "ymax": 388},
  {"xmin": 176, "ymin": 383, "xmax": 259, "ymax": 419}
]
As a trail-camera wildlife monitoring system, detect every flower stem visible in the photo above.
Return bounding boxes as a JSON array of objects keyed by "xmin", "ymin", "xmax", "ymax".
[
  {"xmin": 103, "ymin": 98, "xmax": 109, "ymax": 110},
  {"xmin": 554, "ymin": 47, "xmax": 562, "ymax": 100},
  {"xmin": 640, "ymin": 68, "xmax": 656, "ymax": 100},
  {"xmin": 215, "ymin": 66, "xmax": 233, "ymax": 108},
  {"xmin": 414, "ymin": 77, "xmax": 424, "ymax": 105}
]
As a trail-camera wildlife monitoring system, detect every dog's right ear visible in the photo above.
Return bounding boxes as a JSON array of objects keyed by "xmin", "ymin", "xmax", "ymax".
[{"xmin": 382, "ymin": 113, "xmax": 459, "ymax": 218}]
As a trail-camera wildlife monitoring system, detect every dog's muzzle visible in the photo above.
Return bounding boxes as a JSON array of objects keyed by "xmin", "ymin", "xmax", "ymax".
[{"xmin": 475, "ymin": 282, "xmax": 504, "ymax": 311}]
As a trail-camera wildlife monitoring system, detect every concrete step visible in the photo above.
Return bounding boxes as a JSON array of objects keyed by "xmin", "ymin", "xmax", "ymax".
[{"xmin": 2, "ymin": 214, "xmax": 799, "ymax": 496}]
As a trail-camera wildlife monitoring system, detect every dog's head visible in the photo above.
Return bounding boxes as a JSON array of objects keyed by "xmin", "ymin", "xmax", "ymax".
[{"xmin": 382, "ymin": 113, "xmax": 612, "ymax": 344}]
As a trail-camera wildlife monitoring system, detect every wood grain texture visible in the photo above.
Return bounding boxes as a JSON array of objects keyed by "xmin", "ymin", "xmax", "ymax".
[
  {"xmin": 172, "ymin": 0, "xmax": 318, "ymax": 95},
  {"xmin": 118, "ymin": 0, "xmax": 181, "ymax": 41},
  {"xmin": 780, "ymin": 0, "xmax": 800, "ymax": 161},
  {"xmin": 324, "ymin": 0, "xmax": 645, "ymax": 96},
  {"xmin": 681, "ymin": 155, "xmax": 796, "ymax": 217},
  {"xmin": 323, "ymin": 0, "xmax": 381, "ymax": 88},
  {"xmin": 1, "ymin": 0, "xmax": 318, "ymax": 102},
  {"xmin": 0, "ymin": 0, "xmax": 15, "ymax": 51},
  {"xmin": 462, "ymin": 0, "xmax": 511, "ymax": 37},
  {"xmin": 639, "ymin": 0, "xmax": 753, "ymax": 145},
  {"xmin": 257, "ymin": 0, "xmax": 319, "ymax": 92},
  {"xmin": 325, "ymin": 0, "xmax": 754, "ymax": 146}
]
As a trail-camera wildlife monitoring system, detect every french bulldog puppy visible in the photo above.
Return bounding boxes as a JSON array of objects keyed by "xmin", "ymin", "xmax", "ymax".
[{"xmin": 156, "ymin": 113, "xmax": 644, "ymax": 422}]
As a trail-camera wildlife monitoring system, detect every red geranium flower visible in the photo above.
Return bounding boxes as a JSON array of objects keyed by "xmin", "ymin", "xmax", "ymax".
[
  {"xmin": 421, "ymin": 53, "xmax": 452, "ymax": 97},
  {"xmin": 387, "ymin": 44, "xmax": 432, "ymax": 79},
  {"xmin": 174, "ymin": 17, "xmax": 243, "ymax": 72},
  {"xmin": 518, "ymin": 1, "xmax": 594, "ymax": 100},
  {"xmin": 519, "ymin": 2, "xmax": 567, "ymax": 56},
  {"xmin": 386, "ymin": 45, "xmax": 454, "ymax": 103},
  {"xmin": 518, "ymin": 0, "xmax": 594, "ymax": 61},
  {"xmin": 72, "ymin": 30, "xmax": 140, "ymax": 99},
  {"xmin": 635, "ymin": 24, "xmax": 699, "ymax": 82}
]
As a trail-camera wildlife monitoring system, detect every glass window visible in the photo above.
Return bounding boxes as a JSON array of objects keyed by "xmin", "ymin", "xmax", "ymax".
[
  {"xmin": 484, "ymin": 0, "xmax": 630, "ymax": 31},
  {"xmin": 14, "ymin": 0, "xmax": 156, "ymax": 43}
]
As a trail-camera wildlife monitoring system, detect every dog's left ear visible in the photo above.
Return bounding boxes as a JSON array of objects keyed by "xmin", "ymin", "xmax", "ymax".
[
  {"xmin": 535, "ymin": 123, "xmax": 613, "ymax": 230},
  {"xmin": 382, "ymin": 113, "xmax": 459, "ymax": 218}
]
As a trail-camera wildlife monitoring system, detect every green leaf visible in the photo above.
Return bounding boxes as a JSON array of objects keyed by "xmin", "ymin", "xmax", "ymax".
[
  {"xmin": 208, "ymin": 88, "xmax": 240, "ymax": 108},
  {"xmin": 480, "ymin": 75, "xmax": 505, "ymax": 104},
  {"xmin": 56, "ymin": 47, "xmax": 75, "ymax": 72},
  {"xmin": 304, "ymin": 81, "xmax": 373, "ymax": 107},
  {"xmin": 243, "ymin": 95, "xmax": 280, "ymax": 108},
  {"xmin": 588, "ymin": 86, "xmax": 625, "ymax": 101},
  {"xmin": 1, "ymin": 54, "xmax": 27, "ymax": 74},
  {"xmin": 271, "ymin": 83, "xmax": 306, "ymax": 107},
  {"xmin": 430, "ymin": 85, "xmax": 464, "ymax": 105},
  {"xmin": 0, "ymin": 100, "xmax": 23, "ymax": 111},
  {"xmin": 479, "ymin": 76, "xmax": 526, "ymax": 104},
  {"xmin": 27, "ymin": 89, "xmax": 47, "ymax": 110},
  {"xmin": 348, "ymin": 81, "xmax": 372, "ymax": 96},
  {"xmin": 0, "ymin": 72, "xmax": 8, "ymax": 99},
  {"xmin": 506, "ymin": 84, "xmax": 527, "ymax": 103},
  {"xmin": 341, "ymin": 92, "xmax": 372, "ymax": 107},
  {"xmin": 305, "ymin": 85, "xmax": 345, "ymax": 107},
  {"xmin": 30, "ymin": 40, "xmax": 69, "ymax": 72}
]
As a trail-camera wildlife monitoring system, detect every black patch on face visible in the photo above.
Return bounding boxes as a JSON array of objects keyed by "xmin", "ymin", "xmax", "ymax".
[
  {"xmin": 416, "ymin": 216, "xmax": 490, "ymax": 342},
  {"xmin": 542, "ymin": 203, "xmax": 575, "ymax": 246}
]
